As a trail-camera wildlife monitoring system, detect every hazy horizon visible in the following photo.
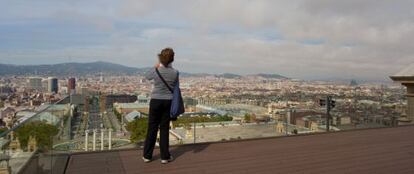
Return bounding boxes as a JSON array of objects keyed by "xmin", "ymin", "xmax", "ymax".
[
  {"xmin": 0, "ymin": 60, "xmax": 398, "ymax": 83},
  {"xmin": 1, "ymin": 0, "xmax": 413, "ymax": 81}
]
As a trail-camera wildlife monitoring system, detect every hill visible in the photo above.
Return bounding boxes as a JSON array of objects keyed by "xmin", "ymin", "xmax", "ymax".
[
  {"xmin": 0, "ymin": 61, "xmax": 288, "ymax": 79},
  {"xmin": 0, "ymin": 61, "xmax": 143, "ymax": 76}
]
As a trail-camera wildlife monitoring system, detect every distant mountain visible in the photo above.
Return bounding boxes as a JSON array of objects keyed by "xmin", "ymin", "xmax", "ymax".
[
  {"xmin": 215, "ymin": 73, "xmax": 242, "ymax": 79},
  {"xmin": 0, "ymin": 61, "xmax": 289, "ymax": 79},
  {"xmin": 250, "ymin": 73, "xmax": 288, "ymax": 79},
  {"xmin": 350, "ymin": 79, "xmax": 359, "ymax": 86},
  {"xmin": 0, "ymin": 61, "xmax": 144, "ymax": 76}
]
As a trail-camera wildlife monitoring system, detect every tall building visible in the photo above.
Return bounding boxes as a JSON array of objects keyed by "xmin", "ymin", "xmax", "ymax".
[
  {"xmin": 0, "ymin": 85, "xmax": 13, "ymax": 96},
  {"xmin": 390, "ymin": 63, "xmax": 414, "ymax": 125},
  {"xmin": 68, "ymin": 78, "xmax": 76, "ymax": 95},
  {"xmin": 28, "ymin": 77, "xmax": 43, "ymax": 91},
  {"xmin": 48, "ymin": 77, "xmax": 58, "ymax": 94},
  {"xmin": 80, "ymin": 87, "xmax": 90, "ymax": 102},
  {"xmin": 100, "ymin": 94, "xmax": 137, "ymax": 110}
]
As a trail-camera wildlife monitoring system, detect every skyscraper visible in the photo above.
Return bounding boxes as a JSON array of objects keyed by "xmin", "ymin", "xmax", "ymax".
[
  {"xmin": 68, "ymin": 78, "xmax": 76, "ymax": 95},
  {"xmin": 28, "ymin": 77, "xmax": 43, "ymax": 91},
  {"xmin": 48, "ymin": 77, "xmax": 58, "ymax": 94}
]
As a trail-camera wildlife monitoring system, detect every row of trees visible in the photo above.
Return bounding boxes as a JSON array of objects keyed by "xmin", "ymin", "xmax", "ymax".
[
  {"xmin": 15, "ymin": 121, "xmax": 59, "ymax": 151},
  {"xmin": 126, "ymin": 115, "xmax": 234, "ymax": 143},
  {"xmin": 172, "ymin": 115, "xmax": 233, "ymax": 129}
]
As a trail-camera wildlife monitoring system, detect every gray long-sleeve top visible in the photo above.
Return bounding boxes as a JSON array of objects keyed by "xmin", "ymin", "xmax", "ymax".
[{"xmin": 145, "ymin": 66, "xmax": 178, "ymax": 100}]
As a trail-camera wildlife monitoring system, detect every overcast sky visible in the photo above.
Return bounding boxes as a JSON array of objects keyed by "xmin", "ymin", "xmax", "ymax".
[{"xmin": 0, "ymin": 0, "xmax": 413, "ymax": 81}]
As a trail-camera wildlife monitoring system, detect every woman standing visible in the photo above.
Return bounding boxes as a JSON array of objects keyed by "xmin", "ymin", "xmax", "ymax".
[{"xmin": 142, "ymin": 48, "xmax": 177, "ymax": 164}]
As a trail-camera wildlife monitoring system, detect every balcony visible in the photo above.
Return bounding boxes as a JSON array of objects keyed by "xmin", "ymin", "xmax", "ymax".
[{"xmin": 65, "ymin": 125, "xmax": 414, "ymax": 174}]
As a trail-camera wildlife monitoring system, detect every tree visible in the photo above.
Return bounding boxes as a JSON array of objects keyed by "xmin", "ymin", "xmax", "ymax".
[
  {"xmin": 0, "ymin": 127, "xmax": 7, "ymax": 135},
  {"xmin": 126, "ymin": 118, "xmax": 148, "ymax": 143},
  {"xmin": 244, "ymin": 114, "xmax": 251, "ymax": 123},
  {"xmin": 15, "ymin": 121, "xmax": 59, "ymax": 151}
]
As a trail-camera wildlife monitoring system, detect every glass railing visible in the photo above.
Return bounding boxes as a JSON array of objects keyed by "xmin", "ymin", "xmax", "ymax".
[
  {"xmin": 0, "ymin": 95, "xmax": 138, "ymax": 174},
  {"xmin": 0, "ymin": 98, "xmax": 69, "ymax": 174},
  {"xmin": 0, "ymin": 91, "xmax": 404, "ymax": 173},
  {"xmin": 93, "ymin": 94, "xmax": 403, "ymax": 147},
  {"xmin": 170, "ymin": 97, "xmax": 404, "ymax": 144},
  {"xmin": 51, "ymin": 97, "xmax": 133, "ymax": 154}
]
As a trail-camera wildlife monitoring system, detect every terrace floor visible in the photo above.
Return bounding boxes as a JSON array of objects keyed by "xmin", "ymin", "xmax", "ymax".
[{"xmin": 65, "ymin": 126, "xmax": 414, "ymax": 174}]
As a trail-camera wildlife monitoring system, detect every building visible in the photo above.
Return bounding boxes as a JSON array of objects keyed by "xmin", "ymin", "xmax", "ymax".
[
  {"xmin": 390, "ymin": 63, "xmax": 414, "ymax": 125},
  {"xmin": 100, "ymin": 94, "xmax": 137, "ymax": 110},
  {"xmin": 113, "ymin": 102, "xmax": 149, "ymax": 115},
  {"xmin": 80, "ymin": 87, "xmax": 89, "ymax": 98},
  {"xmin": 28, "ymin": 77, "xmax": 43, "ymax": 91},
  {"xmin": 48, "ymin": 77, "xmax": 58, "ymax": 94},
  {"xmin": 332, "ymin": 116, "xmax": 352, "ymax": 125},
  {"xmin": 68, "ymin": 78, "xmax": 76, "ymax": 95},
  {"xmin": 0, "ymin": 86, "xmax": 13, "ymax": 96},
  {"xmin": 124, "ymin": 111, "xmax": 143, "ymax": 122},
  {"xmin": 136, "ymin": 95, "xmax": 150, "ymax": 104}
]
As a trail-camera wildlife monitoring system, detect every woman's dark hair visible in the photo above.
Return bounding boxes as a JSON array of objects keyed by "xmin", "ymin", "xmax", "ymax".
[{"xmin": 158, "ymin": 48, "xmax": 174, "ymax": 67}]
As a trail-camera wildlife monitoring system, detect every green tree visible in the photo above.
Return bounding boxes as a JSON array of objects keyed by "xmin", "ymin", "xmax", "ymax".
[
  {"xmin": 171, "ymin": 115, "xmax": 234, "ymax": 128},
  {"xmin": 0, "ymin": 127, "xmax": 8, "ymax": 135},
  {"xmin": 126, "ymin": 118, "xmax": 148, "ymax": 143},
  {"xmin": 244, "ymin": 114, "xmax": 251, "ymax": 123},
  {"xmin": 15, "ymin": 121, "xmax": 59, "ymax": 151}
]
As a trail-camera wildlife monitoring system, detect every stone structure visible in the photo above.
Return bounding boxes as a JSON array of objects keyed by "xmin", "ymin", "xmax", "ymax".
[
  {"xmin": 185, "ymin": 129, "xmax": 193, "ymax": 138},
  {"xmin": 84, "ymin": 130, "xmax": 89, "ymax": 151},
  {"xmin": 27, "ymin": 136, "xmax": 37, "ymax": 152},
  {"xmin": 0, "ymin": 153, "xmax": 11, "ymax": 174},
  {"xmin": 9, "ymin": 132, "xmax": 21, "ymax": 153},
  {"xmin": 93, "ymin": 129, "xmax": 96, "ymax": 151},
  {"xmin": 390, "ymin": 64, "xmax": 414, "ymax": 125},
  {"xmin": 100, "ymin": 129, "xmax": 104, "ymax": 151},
  {"xmin": 276, "ymin": 122, "xmax": 285, "ymax": 134},
  {"xmin": 108, "ymin": 129, "xmax": 112, "ymax": 150}
]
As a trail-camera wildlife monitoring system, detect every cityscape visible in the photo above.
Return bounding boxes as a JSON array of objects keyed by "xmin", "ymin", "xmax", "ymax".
[
  {"xmin": 0, "ymin": 61, "xmax": 412, "ymax": 173},
  {"xmin": 1, "ymin": 0, "xmax": 414, "ymax": 173}
]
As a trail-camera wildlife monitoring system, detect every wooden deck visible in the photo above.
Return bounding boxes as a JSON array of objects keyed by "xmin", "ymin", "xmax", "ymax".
[{"xmin": 65, "ymin": 126, "xmax": 414, "ymax": 174}]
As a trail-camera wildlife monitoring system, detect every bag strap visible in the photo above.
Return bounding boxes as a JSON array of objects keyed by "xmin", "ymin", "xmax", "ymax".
[{"xmin": 155, "ymin": 68, "xmax": 174, "ymax": 93}]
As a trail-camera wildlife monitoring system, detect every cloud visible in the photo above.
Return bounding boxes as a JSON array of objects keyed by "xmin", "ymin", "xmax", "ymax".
[{"xmin": 0, "ymin": 0, "xmax": 413, "ymax": 81}]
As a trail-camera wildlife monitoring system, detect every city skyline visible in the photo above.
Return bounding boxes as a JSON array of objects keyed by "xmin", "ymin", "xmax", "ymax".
[{"xmin": 1, "ymin": 0, "xmax": 414, "ymax": 81}]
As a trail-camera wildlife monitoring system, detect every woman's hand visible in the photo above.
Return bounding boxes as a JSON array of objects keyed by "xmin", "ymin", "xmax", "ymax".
[{"xmin": 154, "ymin": 63, "xmax": 161, "ymax": 68}]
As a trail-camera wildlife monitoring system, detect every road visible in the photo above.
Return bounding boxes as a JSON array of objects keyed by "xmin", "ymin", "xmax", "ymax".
[{"xmin": 88, "ymin": 97, "xmax": 103, "ymax": 130}]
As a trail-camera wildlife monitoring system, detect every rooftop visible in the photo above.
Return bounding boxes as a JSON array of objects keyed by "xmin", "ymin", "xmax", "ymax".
[
  {"xmin": 65, "ymin": 125, "xmax": 414, "ymax": 174},
  {"xmin": 390, "ymin": 63, "xmax": 414, "ymax": 82},
  {"xmin": 394, "ymin": 63, "xmax": 414, "ymax": 77}
]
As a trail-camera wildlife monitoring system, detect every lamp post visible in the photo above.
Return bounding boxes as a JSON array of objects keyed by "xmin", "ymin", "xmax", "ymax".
[{"xmin": 320, "ymin": 96, "xmax": 336, "ymax": 132}]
